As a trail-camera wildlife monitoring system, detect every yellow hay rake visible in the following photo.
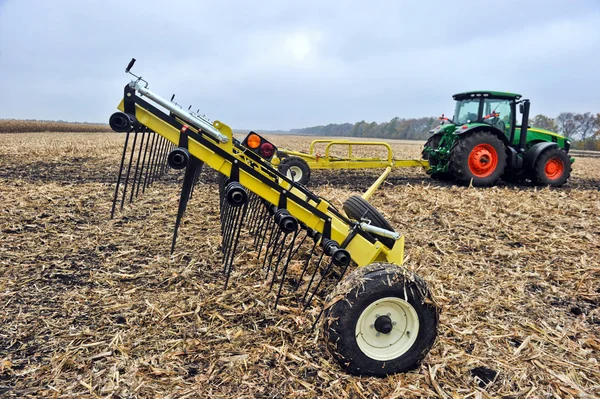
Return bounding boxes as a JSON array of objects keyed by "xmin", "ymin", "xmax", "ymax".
[
  {"xmin": 108, "ymin": 59, "xmax": 439, "ymax": 377},
  {"xmin": 273, "ymin": 139, "xmax": 430, "ymax": 194}
]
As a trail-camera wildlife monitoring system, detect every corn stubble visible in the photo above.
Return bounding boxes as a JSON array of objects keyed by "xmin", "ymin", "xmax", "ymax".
[{"xmin": 0, "ymin": 133, "xmax": 599, "ymax": 398}]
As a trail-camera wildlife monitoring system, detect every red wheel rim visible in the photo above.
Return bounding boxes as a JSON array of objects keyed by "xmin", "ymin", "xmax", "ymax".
[
  {"xmin": 545, "ymin": 157, "xmax": 564, "ymax": 180},
  {"xmin": 468, "ymin": 144, "xmax": 498, "ymax": 178}
]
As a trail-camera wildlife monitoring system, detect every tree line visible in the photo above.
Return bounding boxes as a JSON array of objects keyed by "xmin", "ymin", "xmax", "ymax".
[{"xmin": 290, "ymin": 113, "xmax": 600, "ymax": 150}]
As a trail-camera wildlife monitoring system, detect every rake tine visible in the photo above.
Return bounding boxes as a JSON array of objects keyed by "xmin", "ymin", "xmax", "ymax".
[
  {"xmin": 288, "ymin": 229, "xmax": 309, "ymax": 260},
  {"xmin": 255, "ymin": 215, "xmax": 273, "ymax": 255},
  {"xmin": 154, "ymin": 137, "xmax": 165, "ymax": 181},
  {"xmin": 136, "ymin": 127, "xmax": 152, "ymax": 197},
  {"xmin": 249, "ymin": 201, "xmax": 265, "ymax": 238},
  {"xmin": 120, "ymin": 125, "xmax": 139, "ymax": 211},
  {"xmin": 304, "ymin": 258, "xmax": 336, "ymax": 310},
  {"xmin": 221, "ymin": 205, "xmax": 238, "ymax": 257},
  {"xmin": 273, "ymin": 229, "xmax": 300, "ymax": 307},
  {"xmin": 152, "ymin": 136, "xmax": 167, "ymax": 183},
  {"xmin": 129, "ymin": 127, "xmax": 146, "ymax": 203},
  {"xmin": 223, "ymin": 204, "xmax": 247, "ymax": 289},
  {"xmin": 171, "ymin": 156, "xmax": 201, "ymax": 253},
  {"xmin": 255, "ymin": 207, "xmax": 272, "ymax": 250},
  {"xmin": 267, "ymin": 231, "xmax": 289, "ymax": 278},
  {"xmin": 301, "ymin": 251, "xmax": 326, "ymax": 305},
  {"xmin": 111, "ymin": 129, "xmax": 131, "ymax": 218},
  {"xmin": 310, "ymin": 308, "xmax": 324, "ymax": 331},
  {"xmin": 262, "ymin": 227, "xmax": 283, "ymax": 271},
  {"xmin": 189, "ymin": 162, "xmax": 202, "ymax": 199},
  {"xmin": 222, "ymin": 206, "xmax": 237, "ymax": 267},
  {"xmin": 142, "ymin": 132, "xmax": 157, "ymax": 193},
  {"xmin": 295, "ymin": 236, "xmax": 319, "ymax": 291},
  {"xmin": 148, "ymin": 135, "xmax": 161, "ymax": 186},
  {"xmin": 248, "ymin": 196, "xmax": 262, "ymax": 232}
]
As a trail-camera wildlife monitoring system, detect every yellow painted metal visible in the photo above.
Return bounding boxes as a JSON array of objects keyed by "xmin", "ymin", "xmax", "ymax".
[
  {"xmin": 362, "ymin": 167, "xmax": 393, "ymax": 201},
  {"xmin": 117, "ymin": 99, "xmax": 405, "ymax": 267},
  {"xmin": 273, "ymin": 139, "xmax": 430, "ymax": 171}
]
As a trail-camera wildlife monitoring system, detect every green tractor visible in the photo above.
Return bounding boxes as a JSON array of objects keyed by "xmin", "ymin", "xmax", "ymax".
[{"xmin": 423, "ymin": 91, "xmax": 573, "ymax": 187}]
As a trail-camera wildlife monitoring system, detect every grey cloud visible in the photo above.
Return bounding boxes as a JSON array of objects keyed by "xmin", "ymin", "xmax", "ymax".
[{"xmin": 0, "ymin": 0, "xmax": 599, "ymax": 130}]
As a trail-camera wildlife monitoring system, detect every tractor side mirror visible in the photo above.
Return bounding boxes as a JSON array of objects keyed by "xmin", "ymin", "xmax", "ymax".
[{"xmin": 519, "ymin": 103, "xmax": 524, "ymax": 114}]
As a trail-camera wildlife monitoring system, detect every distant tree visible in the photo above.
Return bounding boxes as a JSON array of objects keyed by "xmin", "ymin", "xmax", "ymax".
[
  {"xmin": 574, "ymin": 112, "xmax": 598, "ymax": 141},
  {"xmin": 556, "ymin": 112, "xmax": 578, "ymax": 139},
  {"xmin": 530, "ymin": 114, "xmax": 557, "ymax": 131}
]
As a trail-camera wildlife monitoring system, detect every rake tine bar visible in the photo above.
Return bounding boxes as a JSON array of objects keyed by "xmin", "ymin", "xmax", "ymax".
[
  {"xmin": 171, "ymin": 157, "xmax": 202, "ymax": 253},
  {"xmin": 129, "ymin": 127, "xmax": 146, "ymax": 203},
  {"xmin": 120, "ymin": 126, "xmax": 139, "ymax": 211},
  {"xmin": 111, "ymin": 129, "xmax": 131, "ymax": 218}
]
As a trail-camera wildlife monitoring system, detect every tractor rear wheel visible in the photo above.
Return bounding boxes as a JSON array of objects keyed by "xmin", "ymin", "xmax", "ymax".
[
  {"xmin": 278, "ymin": 156, "xmax": 311, "ymax": 186},
  {"xmin": 532, "ymin": 148, "xmax": 571, "ymax": 187},
  {"xmin": 343, "ymin": 195, "xmax": 396, "ymax": 248},
  {"xmin": 422, "ymin": 134, "xmax": 451, "ymax": 180},
  {"xmin": 449, "ymin": 131, "xmax": 506, "ymax": 187},
  {"xmin": 323, "ymin": 263, "xmax": 439, "ymax": 377}
]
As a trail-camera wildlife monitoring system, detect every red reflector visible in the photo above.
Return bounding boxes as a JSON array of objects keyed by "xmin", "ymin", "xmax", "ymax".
[
  {"xmin": 260, "ymin": 142, "xmax": 275, "ymax": 158},
  {"xmin": 462, "ymin": 125, "xmax": 468, "ymax": 129},
  {"xmin": 181, "ymin": 125, "xmax": 189, "ymax": 132}
]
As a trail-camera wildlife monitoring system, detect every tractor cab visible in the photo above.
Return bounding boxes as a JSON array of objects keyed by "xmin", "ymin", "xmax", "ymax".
[
  {"xmin": 423, "ymin": 90, "xmax": 573, "ymax": 187},
  {"xmin": 452, "ymin": 91, "xmax": 521, "ymax": 141}
]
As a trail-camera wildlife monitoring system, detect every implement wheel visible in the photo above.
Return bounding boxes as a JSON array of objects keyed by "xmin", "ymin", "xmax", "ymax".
[
  {"xmin": 278, "ymin": 156, "xmax": 311, "ymax": 185},
  {"xmin": 323, "ymin": 263, "xmax": 439, "ymax": 377},
  {"xmin": 532, "ymin": 148, "xmax": 571, "ymax": 187},
  {"xmin": 343, "ymin": 195, "xmax": 396, "ymax": 248},
  {"xmin": 449, "ymin": 131, "xmax": 506, "ymax": 187},
  {"xmin": 422, "ymin": 134, "xmax": 451, "ymax": 180}
]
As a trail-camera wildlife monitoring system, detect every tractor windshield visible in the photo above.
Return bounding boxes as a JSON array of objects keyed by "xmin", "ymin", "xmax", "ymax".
[
  {"xmin": 482, "ymin": 99, "xmax": 512, "ymax": 134},
  {"xmin": 454, "ymin": 99, "xmax": 480, "ymax": 124}
]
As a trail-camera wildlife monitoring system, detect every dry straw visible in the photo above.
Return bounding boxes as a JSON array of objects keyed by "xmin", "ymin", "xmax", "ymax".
[{"xmin": 0, "ymin": 133, "xmax": 599, "ymax": 398}]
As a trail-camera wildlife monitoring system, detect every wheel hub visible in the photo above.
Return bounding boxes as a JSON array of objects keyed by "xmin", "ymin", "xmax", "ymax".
[
  {"xmin": 545, "ymin": 158, "xmax": 564, "ymax": 180},
  {"xmin": 468, "ymin": 144, "xmax": 498, "ymax": 178},
  {"xmin": 355, "ymin": 297, "xmax": 420, "ymax": 361},
  {"xmin": 374, "ymin": 315, "xmax": 393, "ymax": 334}
]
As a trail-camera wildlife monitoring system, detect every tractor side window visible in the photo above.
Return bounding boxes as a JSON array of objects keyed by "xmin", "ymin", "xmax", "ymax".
[
  {"xmin": 454, "ymin": 99, "xmax": 480, "ymax": 124},
  {"xmin": 482, "ymin": 99, "xmax": 511, "ymax": 134}
]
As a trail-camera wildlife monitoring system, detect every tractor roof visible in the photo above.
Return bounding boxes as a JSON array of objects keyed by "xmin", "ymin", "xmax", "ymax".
[{"xmin": 452, "ymin": 91, "xmax": 522, "ymax": 101}]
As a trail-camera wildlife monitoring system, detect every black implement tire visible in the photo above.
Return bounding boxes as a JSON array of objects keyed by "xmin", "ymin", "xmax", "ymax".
[
  {"xmin": 422, "ymin": 134, "xmax": 451, "ymax": 180},
  {"xmin": 323, "ymin": 263, "xmax": 439, "ymax": 377},
  {"xmin": 449, "ymin": 131, "xmax": 507, "ymax": 187},
  {"xmin": 343, "ymin": 195, "xmax": 396, "ymax": 248},
  {"xmin": 278, "ymin": 156, "xmax": 311, "ymax": 185},
  {"xmin": 532, "ymin": 148, "xmax": 571, "ymax": 187}
]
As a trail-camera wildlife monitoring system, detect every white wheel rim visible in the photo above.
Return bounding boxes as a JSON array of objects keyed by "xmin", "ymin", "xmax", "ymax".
[
  {"xmin": 355, "ymin": 296, "xmax": 420, "ymax": 361},
  {"xmin": 286, "ymin": 166, "xmax": 303, "ymax": 182}
]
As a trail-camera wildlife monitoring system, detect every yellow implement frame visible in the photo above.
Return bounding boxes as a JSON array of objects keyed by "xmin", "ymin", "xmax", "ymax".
[
  {"xmin": 272, "ymin": 139, "xmax": 430, "ymax": 200},
  {"xmin": 117, "ymin": 96, "xmax": 405, "ymax": 267}
]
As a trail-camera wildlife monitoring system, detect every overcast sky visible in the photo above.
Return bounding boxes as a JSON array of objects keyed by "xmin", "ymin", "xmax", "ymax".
[{"xmin": 1, "ymin": 0, "xmax": 599, "ymax": 130}]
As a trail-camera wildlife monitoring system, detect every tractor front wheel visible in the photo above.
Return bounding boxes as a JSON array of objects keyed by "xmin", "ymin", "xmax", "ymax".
[
  {"xmin": 278, "ymin": 156, "xmax": 311, "ymax": 186},
  {"xmin": 449, "ymin": 131, "xmax": 506, "ymax": 187},
  {"xmin": 532, "ymin": 148, "xmax": 571, "ymax": 187},
  {"xmin": 323, "ymin": 263, "xmax": 439, "ymax": 377}
]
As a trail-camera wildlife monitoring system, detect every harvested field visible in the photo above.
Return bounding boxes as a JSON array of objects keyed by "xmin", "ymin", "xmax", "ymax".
[{"xmin": 1, "ymin": 133, "xmax": 599, "ymax": 398}]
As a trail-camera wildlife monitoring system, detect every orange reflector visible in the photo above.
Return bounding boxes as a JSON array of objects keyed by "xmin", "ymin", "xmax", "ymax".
[{"xmin": 247, "ymin": 134, "xmax": 261, "ymax": 149}]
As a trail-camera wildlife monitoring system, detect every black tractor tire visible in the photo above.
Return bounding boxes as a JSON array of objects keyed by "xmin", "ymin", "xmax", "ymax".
[
  {"xmin": 323, "ymin": 263, "xmax": 439, "ymax": 377},
  {"xmin": 422, "ymin": 134, "xmax": 451, "ymax": 180},
  {"xmin": 343, "ymin": 195, "xmax": 396, "ymax": 249},
  {"xmin": 532, "ymin": 148, "xmax": 571, "ymax": 187},
  {"xmin": 278, "ymin": 156, "xmax": 311, "ymax": 186},
  {"xmin": 449, "ymin": 131, "xmax": 507, "ymax": 187}
]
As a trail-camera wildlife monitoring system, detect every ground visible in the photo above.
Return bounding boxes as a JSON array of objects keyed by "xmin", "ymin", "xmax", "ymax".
[{"xmin": 1, "ymin": 133, "xmax": 599, "ymax": 399}]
